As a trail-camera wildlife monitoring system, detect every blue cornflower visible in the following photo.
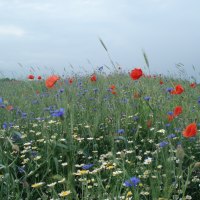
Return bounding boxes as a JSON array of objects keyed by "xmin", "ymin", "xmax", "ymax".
[
  {"xmin": 17, "ymin": 166, "xmax": 25, "ymax": 173},
  {"xmin": 2, "ymin": 122, "xmax": 8, "ymax": 129},
  {"xmin": 124, "ymin": 176, "xmax": 140, "ymax": 187},
  {"xmin": 59, "ymin": 88, "xmax": 64, "ymax": 93},
  {"xmin": 159, "ymin": 141, "xmax": 168, "ymax": 148},
  {"xmin": 167, "ymin": 111, "xmax": 173, "ymax": 116},
  {"xmin": 117, "ymin": 129, "xmax": 125, "ymax": 134},
  {"xmin": 21, "ymin": 112, "xmax": 27, "ymax": 118},
  {"xmin": 0, "ymin": 104, "xmax": 5, "ymax": 108},
  {"xmin": 133, "ymin": 116, "xmax": 139, "ymax": 121},
  {"xmin": 144, "ymin": 96, "xmax": 151, "ymax": 101},
  {"xmin": 2, "ymin": 122, "xmax": 13, "ymax": 129},
  {"xmin": 93, "ymin": 88, "xmax": 98, "ymax": 93},
  {"xmin": 0, "ymin": 97, "xmax": 3, "ymax": 104},
  {"xmin": 30, "ymin": 151, "xmax": 38, "ymax": 157},
  {"xmin": 166, "ymin": 87, "xmax": 173, "ymax": 93},
  {"xmin": 167, "ymin": 134, "xmax": 176, "ymax": 139},
  {"xmin": 82, "ymin": 164, "xmax": 94, "ymax": 170},
  {"xmin": 51, "ymin": 108, "xmax": 64, "ymax": 117}
]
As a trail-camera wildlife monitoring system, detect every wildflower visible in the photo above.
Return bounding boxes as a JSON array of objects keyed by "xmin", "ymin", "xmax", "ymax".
[
  {"xmin": 126, "ymin": 191, "xmax": 132, "ymax": 197},
  {"xmin": 59, "ymin": 88, "xmax": 64, "ymax": 93},
  {"xmin": 167, "ymin": 133, "xmax": 176, "ymax": 139},
  {"xmin": 51, "ymin": 108, "xmax": 64, "ymax": 117},
  {"xmin": 182, "ymin": 123, "xmax": 197, "ymax": 138},
  {"xmin": 2, "ymin": 122, "xmax": 8, "ymax": 129},
  {"xmin": 82, "ymin": 164, "xmax": 94, "ymax": 170},
  {"xmin": 185, "ymin": 195, "xmax": 192, "ymax": 200},
  {"xmin": 168, "ymin": 114, "xmax": 174, "ymax": 122},
  {"xmin": 117, "ymin": 129, "xmax": 125, "ymax": 134},
  {"xmin": 68, "ymin": 78, "xmax": 73, "ymax": 84},
  {"xmin": 59, "ymin": 190, "xmax": 71, "ymax": 197},
  {"xmin": 159, "ymin": 80, "xmax": 164, "ymax": 85},
  {"xmin": 28, "ymin": 74, "xmax": 34, "ymax": 80},
  {"xmin": 130, "ymin": 68, "xmax": 143, "ymax": 80},
  {"xmin": 157, "ymin": 165, "xmax": 162, "ymax": 169},
  {"xmin": 37, "ymin": 76, "xmax": 42, "ymax": 80},
  {"xmin": 61, "ymin": 162, "xmax": 68, "ymax": 167},
  {"xmin": 58, "ymin": 178, "xmax": 66, "ymax": 183},
  {"xmin": 171, "ymin": 84, "xmax": 184, "ymax": 95},
  {"xmin": 47, "ymin": 182, "xmax": 57, "ymax": 187},
  {"xmin": 159, "ymin": 141, "xmax": 168, "ymax": 148},
  {"xmin": 111, "ymin": 90, "xmax": 117, "ymax": 95},
  {"xmin": 34, "ymin": 156, "xmax": 41, "ymax": 161},
  {"xmin": 90, "ymin": 74, "xmax": 97, "ymax": 82},
  {"xmin": 106, "ymin": 163, "xmax": 116, "ymax": 170},
  {"xmin": 6, "ymin": 105, "xmax": 13, "ymax": 111},
  {"xmin": 45, "ymin": 75, "xmax": 60, "ymax": 88},
  {"xmin": 166, "ymin": 87, "xmax": 173, "ymax": 93},
  {"xmin": 17, "ymin": 166, "xmax": 25, "ymax": 173},
  {"xmin": 144, "ymin": 157, "xmax": 152, "ymax": 165},
  {"xmin": 112, "ymin": 170, "xmax": 123, "ymax": 176},
  {"xmin": 74, "ymin": 170, "xmax": 89, "ymax": 176},
  {"xmin": 146, "ymin": 119, "xmax": 152, "ymax": 128},
  {"xmin": 31, "ymin": 182, "xmax": 45, "ymax": 188},
  {"xmin": 190, "ymin": 82, "xmax": 196, "ymax": 88},
  {"xmin": 157, "ymin": 129, "xmax": 166, "ymax": 133},
  {"xmin": 144, "ymin": 96, "xmax": 151, "ymax": 101},
  {"xmin": 124, "ymin": 176, "xmax": 140, "ymax": 187},
  {"xmin": 109, "ymin": 84, "xmax": 116, "ymax": 90},
  {"xmin": 173, "ymin": 106, "xmax": 183, "ymax": 117}
]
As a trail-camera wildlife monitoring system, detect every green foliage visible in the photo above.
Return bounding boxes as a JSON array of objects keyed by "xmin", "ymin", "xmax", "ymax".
[{"xmin": 0, "ymin": 73, "xmax": 200, "ymax": 199}]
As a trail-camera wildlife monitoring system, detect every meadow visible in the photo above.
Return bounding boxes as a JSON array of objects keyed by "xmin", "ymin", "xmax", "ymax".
[{"xmin": 0, "ymin": 67, "xmax": 200, "ymax": 200}]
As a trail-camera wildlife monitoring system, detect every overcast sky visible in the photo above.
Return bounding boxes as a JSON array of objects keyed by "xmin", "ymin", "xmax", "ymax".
[{"xmin": 0, "ymin": 0, "xmax": 200, "ymax": 79}]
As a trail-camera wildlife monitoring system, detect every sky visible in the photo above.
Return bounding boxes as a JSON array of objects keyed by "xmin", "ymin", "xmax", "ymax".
[{"xmin": 0, "ymin": 0, "xmax": 200, "ymax": 80}]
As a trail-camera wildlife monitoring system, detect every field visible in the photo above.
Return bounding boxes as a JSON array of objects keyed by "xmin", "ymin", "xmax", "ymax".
[{"xmin": 0, "ymin": 68, "xmax": 200, "ymax": 200}]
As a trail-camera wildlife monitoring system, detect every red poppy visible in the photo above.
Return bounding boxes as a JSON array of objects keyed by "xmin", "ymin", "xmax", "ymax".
[
  {"xmin": 68, "ymin": 78, "xmax": 73, "ymax": 84},
  {"xmin": 130, "ymin": 68, "xmax": 143, "ymax": 80},
  {"xmin": 183, "ymin": 123, "xmax": 197, "ymax": 138},
  {"xmin": 171, "ymin": 84, "xmax": 184, "ymax": 95},
  {"xmin": 109, "ymin": 85, "xmax": 116, "ymax": 90},
  {"xmin": 168, "ymin": 115, "xmax": 174, "ymax": 122},
  {"xmin": 159, "ymin": 80, "xmax": 164, "ymax": 85},
  {"xmin": 28, "ymin": 74, "xmax": 34, "ymax": 80},
  {"xmin": 147, "ymin": 119, "xmax": 152, "ymax": 128},
  {"xmin": 173, "ymin": 106, "xmax": 183, "ymax": 117},
  {"xmin": 111, "ymin": 90, "xmax": 117, "ymax": 95},
  {"xmin": 190, "ymin": 83, "xmax": 196, "ymax": 88},
  {"xmin": 37, "ymin": 76, "xmax": 42, "ymax": 80},
  {"xmin": 45, "ymin": 75, "xmax": 60, "ymax": 88},
  {"xmin": 90, "ymin": 74, "xmax": 97, "ymax": 82},
  {"xmin": 6, "ymin": 105, "xmax": 13, "ymax": 111}
]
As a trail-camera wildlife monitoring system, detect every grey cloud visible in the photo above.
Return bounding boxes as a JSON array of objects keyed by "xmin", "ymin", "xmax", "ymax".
[{"xmin": 0, "ymin": 0, "xmax": 200, "ymax": 79}]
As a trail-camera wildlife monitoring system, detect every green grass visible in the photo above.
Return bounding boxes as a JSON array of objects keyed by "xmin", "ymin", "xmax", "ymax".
[{"xmin": 0, "ymin": 72, "xmax": 200, "ymax": 200}]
